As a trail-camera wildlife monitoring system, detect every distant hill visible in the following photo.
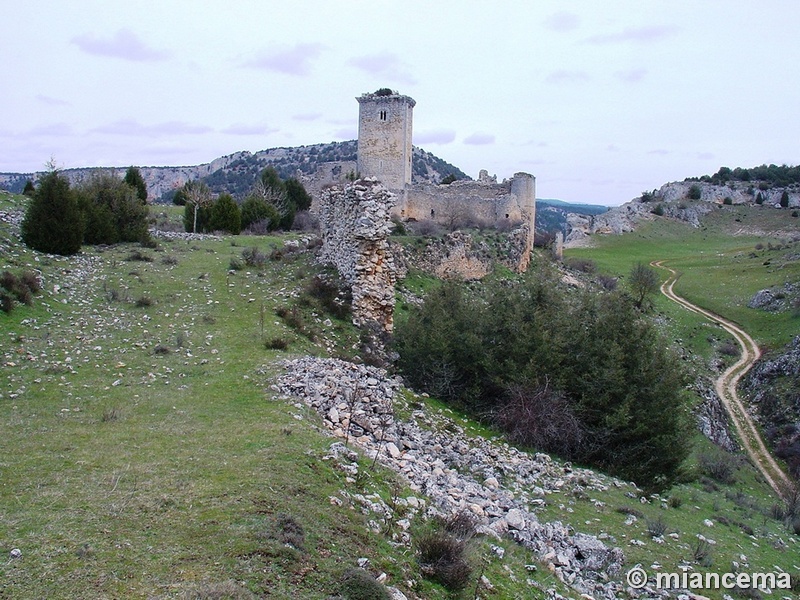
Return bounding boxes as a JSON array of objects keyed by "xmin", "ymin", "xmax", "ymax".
[
  {"xmin": 535, "ymin": 198, "xmax": 608, "ymax": 235},
  {"xmin": 0, "ymin": 141, "xmax": 469, "ymax": 203}
]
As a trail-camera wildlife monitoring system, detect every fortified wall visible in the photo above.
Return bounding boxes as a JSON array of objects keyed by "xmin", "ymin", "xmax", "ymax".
[{"xmin": 317, "ymin": 179, "xmax": 397, "ymax": 334}]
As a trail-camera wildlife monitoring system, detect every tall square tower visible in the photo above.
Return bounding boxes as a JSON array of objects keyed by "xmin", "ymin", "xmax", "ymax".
[{"xmin": 356, "ymin": 90, "xmax": 415, "ymax": 191}]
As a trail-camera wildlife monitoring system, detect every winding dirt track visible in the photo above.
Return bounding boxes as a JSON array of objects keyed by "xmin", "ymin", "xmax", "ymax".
[{"xmin": 652, "ymin": 260, "xmax": 794, "ymax": 500}]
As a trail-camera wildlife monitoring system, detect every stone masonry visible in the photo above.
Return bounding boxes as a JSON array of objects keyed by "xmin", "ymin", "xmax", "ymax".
[{"xmin": 317, "ymin": 179, "xmax": 397, "ymax": 333}]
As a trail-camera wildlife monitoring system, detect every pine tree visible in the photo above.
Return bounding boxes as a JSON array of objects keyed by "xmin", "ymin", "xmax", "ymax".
[
  {"xmin": 124, "ymin": 166, "xmax": 148, "ymax": 203},
  {"xmin": 210, "ymin": 193, "xmax": 241, "ymax": 234},
  {"xmin": 21, "ymin": 168, "xmax": 84, "ymax": 255}
]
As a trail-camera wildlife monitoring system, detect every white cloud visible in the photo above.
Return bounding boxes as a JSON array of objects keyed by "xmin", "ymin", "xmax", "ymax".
[
  {"xmin": 348, "ymin": 52, "xmax": 416, "ymax": 85},
  {"xmin": 244, "ymin": 43, "xmax": 325, "ymax": 76},
  {"xmin": 71, "ymin": 29, "xmax": 169, "ymax": 61},
  {"xmin": 464, "ymin": 133, "xmax": 495, "ymax": 145}
]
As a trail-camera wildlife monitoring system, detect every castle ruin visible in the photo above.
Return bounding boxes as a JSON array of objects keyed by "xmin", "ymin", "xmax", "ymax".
[{"xmin": 317, "ymin": 90, "xmax": 537, "ymax": 334}]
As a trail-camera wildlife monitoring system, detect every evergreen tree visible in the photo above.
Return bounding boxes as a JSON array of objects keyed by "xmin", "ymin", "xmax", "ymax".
[
  {"xmin": 22, "ymin": 180, "xmax": 35, "ymax": 196},
  {"xmin": 21, "ymin": 168, "xmax": 84, "ymax": 255},
  {"xmin": 75, "ymin": 172, "xmax": 149, "ymax": 244},
  {"xmin": 240, "ymin": 195, "xmax": 280, "ymax": 231},
  {"xmin": 780, "ymin": 190, "xmax": 790, "ymax": 208},
  {"xmin": 210, "ymin": 193, "xmax": 241, "ymax": 234},
  {"xmin": 124, "ymin": 166, "xmax": 148, "ymax": 203}
]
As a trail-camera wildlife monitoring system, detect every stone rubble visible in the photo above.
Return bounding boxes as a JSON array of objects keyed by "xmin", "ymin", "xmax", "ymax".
[{"xmin": 273, "ymin": 356, "xmax": 631, "ymax": 598}]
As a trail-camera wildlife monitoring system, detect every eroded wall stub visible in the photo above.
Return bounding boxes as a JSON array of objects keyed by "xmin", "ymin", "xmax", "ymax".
[{"xmin": 318, "ymin": 179, "xmax": 397, "ymax": 334}]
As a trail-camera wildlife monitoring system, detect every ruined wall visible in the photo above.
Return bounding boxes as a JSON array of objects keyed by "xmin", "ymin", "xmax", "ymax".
[
  {"xmin": 399, "ymin": 172, "xmax": 534, "ymax": 225},
  {"xmin": 317, "ymin": 179, "xmax": 397, "ymax": 333},
  {"xmin": 357, "ymin": 92, "xmax": 415, "ymax": 191}
]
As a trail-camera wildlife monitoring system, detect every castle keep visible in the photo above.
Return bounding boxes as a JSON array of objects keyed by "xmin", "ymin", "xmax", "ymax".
[{"xmin": 356, "ymin": 91, "xmax": 415, "ymax": 191}]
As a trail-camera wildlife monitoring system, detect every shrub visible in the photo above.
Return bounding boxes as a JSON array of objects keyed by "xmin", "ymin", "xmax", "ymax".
[
  {"xmin": 688, "ymin": 184, "xmax": 702, "ymax": 200},
  {"xmin": 719, "ymin": 341, "xmax": 739, "ymax": 357},
  {"xmin": 304, "ymin": 274, "xmax": 351, "ymax": 320},
  {"xmin": 338, "ymin": 568, "xmax": 390, "ymax": 600},
  {"xmin": 21, "ymin": 168, "xmax": 85, "ymax": 255},
  {"xmin": 0, "ymin": 270, "xmax": 42, "ymax": 313},
  {"xmin": 265, "ymin": 337, "xmax": 289, "ymax": 350},
  {"xmin": 264, "ymin": 513, "xmax": 305, "ymax": 551},
  {"xmin": 668, "ymin": 495, "xmax": 684, "ymax": 509},
  {"xmin": 75, "ymin": 172, "xmax": 149, "ymax": 244},
  {"xmin": 135, "ymin": 295, "xmax": 154, "ymax": 308},
  {"xmin": 646, "ymin": 516, "xmax": 668, "ymax": 538},
  {"xmin": 565, "ymin": 257, "xmax": 596, "ymax": 273},
  {"xmin": 651, "ymin": 203, "xmax": 665, "ymax": 216},
  {"xmin": 242, "ymin": 246, "xmax": 268, "ymax": 267},
  {"xmin": 415, "ymin": 529, "xmax": 472, "ymax": 591},
  {"xmin": 126, "ymin": 250, "xmax": 153, "ymax": 262},
  {"xmin": 493, "ymin": 383, "xmax": 588, "ymax": 457},
  {"xmin": 698, "ymin": 452, "xmax": 738, "ymax": 484},
  {"xmin": 723, "ymin": 197, "xmax": 733, "ymax": 205},
  {"xmin": 693, "ymin": 539, "xmax": 713, "ymax": 567},
  {"xmin": 781, "ymin": 190, "xmax": 790, "ymax": 208}
]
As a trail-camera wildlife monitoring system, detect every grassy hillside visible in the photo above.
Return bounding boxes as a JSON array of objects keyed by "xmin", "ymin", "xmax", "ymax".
[
  {"xmin": 565, "ymin": 205, "xmax": 800, "ymax": 356},
  {"xmin": 2, "ymin": 192, "xmax": 799, "ymax": 598}
]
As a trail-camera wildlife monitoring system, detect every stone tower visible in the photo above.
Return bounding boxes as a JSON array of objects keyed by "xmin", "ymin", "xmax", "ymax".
[{"xmin": 356, "ymin": 90, "xmax": 415, "ymax": 191}]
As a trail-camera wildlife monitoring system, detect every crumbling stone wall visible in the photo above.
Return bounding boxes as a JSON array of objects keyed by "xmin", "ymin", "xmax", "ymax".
[{"xmin": 318, "ymin": 179, "xmax": 397, "ymax": 333}]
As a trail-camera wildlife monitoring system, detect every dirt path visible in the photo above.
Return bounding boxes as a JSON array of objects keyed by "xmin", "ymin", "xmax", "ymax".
[{"xmin": 652, "ymin": 260, "xmax": 795, "ymax": 500}]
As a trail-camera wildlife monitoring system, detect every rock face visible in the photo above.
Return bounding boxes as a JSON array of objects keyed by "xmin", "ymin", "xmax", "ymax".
[
  {"xmin": 694, "ymin": 379, "xmax": 738, "ymax": 452},
  {"xmin": 565, "ymin": 179, "xmax": 799, "ymax": 246},
  {"xmin": 318, "ymin": 179, "xmax": 397, "ymax": 333},
  {"xmin": 273, "ymin": 356, "xmax": 627, "ymax": 598},
  {"xmin": 743, "ymin": 336, "xmax": 800, "ymax": 479}
]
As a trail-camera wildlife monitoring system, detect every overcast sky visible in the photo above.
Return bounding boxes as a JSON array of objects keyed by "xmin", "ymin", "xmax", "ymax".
[{"xmin": 2, "ymin": 1, "xmax": 798, "ymax": 205}]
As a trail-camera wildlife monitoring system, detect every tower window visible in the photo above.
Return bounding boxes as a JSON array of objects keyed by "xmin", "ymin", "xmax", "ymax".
[{"xmin": 379, "ymin": 110, "xmax": 387, "ymax": 121}]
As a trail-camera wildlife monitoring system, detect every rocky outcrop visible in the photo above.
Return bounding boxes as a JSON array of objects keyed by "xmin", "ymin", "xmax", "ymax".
[
  {"xmin": 748, "ymin": 283, "xmax": 799, "ymax": 313},
  {"xmin": 694, "ymin": 379, "xmax": 738, "ymax": 452},
  {"xmin": 273, "ymin": 356, "xmax": 628, "ymax": 598},
  {"xmin": 318, "ymin": 179, "xmax": 397, "ymax": 333},
  {"xmin": 565, "ymin": 180, "xmax": 799, "ymax": 246}
]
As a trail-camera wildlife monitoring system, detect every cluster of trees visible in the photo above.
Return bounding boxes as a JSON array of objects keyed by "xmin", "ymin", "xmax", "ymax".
[
  {"xmin": 175, "ymin": 167, "xmax": 311, "ymax": 234},
  {"xmin": 691, "ymin": 164, "xmax": 800, "ymax": 187},
  {"xmin": 394, "ymin": 264, "xmax": 692, "ymax": 489},
  {"xmin": 21, "ymin": 166, "xmax": 150, "ymax": 256}
]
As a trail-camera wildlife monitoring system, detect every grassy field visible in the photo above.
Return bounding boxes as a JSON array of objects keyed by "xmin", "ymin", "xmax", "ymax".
[{"xmin": 2, "ymin": 193, "xmax": 799, "ymax": 598}]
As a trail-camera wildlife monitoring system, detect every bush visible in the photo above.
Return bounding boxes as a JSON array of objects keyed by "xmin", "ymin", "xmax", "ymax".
[
  {"xmin": 75, "ymin": 171, "xmax": 150, "ymax": 245},
  {"xmin": 698, "ymin": 452, "xmax": 738, "ymax": 484},
  {"xmin": 646, "ymin": 516, "xmax": 668, "ymax": 538},
  {"xmin": 723, "ymin": 197, "xmax": 733, "ymax": 205},
  {"xmin": 1, "ymin": 270, "xmax": 42, "ymax": 313},
  {"xmin": 651, "ymin": 203, "xmax": 665, "ymax": 216},
  {"xmin": 565, "ymin": 257, "xmax": 596, "ymax": 273},
  {"xmin": 242, "ymin": 246, "xmax": 268, "ymax": 267},
  {"xmin": 339, "ymin": 568, "xmax": 390, "ymax": 600},
  {"xmin": 21, "ymin": 168, "xmax": 85, "ymax": 255},
  {"xmin": 415, "ymin": 529, "xmax": 472, "ymax": 592},
  {"xmin": 688, "ymin": 184, "xmax": 702, "ymax": 200},
  {"xmin": 493, "ymin": 383, "xmax": 588, "ymax": 457}
]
